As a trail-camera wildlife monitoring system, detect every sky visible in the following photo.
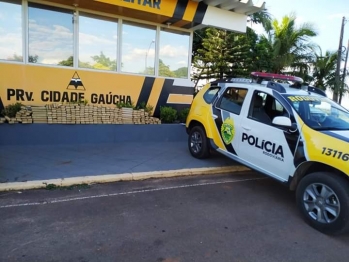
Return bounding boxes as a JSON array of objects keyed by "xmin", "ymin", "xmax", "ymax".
[
  {"xmin": 252, "ymin": 0, "xmax": 349, "ymax": 108},
  {"xmin": 253, "ymin": 0, "xmax": 349, "ymax": 53}
]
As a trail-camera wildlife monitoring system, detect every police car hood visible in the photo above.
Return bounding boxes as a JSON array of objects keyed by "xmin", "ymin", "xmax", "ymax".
[{"xmin": 320, "ymin": 130, "xmax": 349, "ymax": 143}]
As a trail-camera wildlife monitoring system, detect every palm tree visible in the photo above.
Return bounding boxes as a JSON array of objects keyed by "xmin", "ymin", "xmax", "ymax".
[
  {"xmin": 266, "ymin": 13, "xmax": 317, "ymax": 73},
  {"xmin": 248, "ymin": 9, "xmax": 272, "ymax": 32},
  {"xmin": 311, "ymin": 47, "xmax": 349, "ymax": 104},
  {"xmin": 339, "ymin": 80, "xmax": 349, "ymax": 105},
  {"xmin": 311, "ymin": 47, "xmax": 337, "ymax": 91}
]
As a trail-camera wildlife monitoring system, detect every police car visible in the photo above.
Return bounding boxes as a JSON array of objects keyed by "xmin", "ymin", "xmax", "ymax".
[{"xmin": 186, "ymin": 72, "xmax": 349, "ymax": 235}]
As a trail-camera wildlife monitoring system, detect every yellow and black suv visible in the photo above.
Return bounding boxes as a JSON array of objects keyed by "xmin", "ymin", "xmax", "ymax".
[{"xmin": 186, "ymin": 72, "xmax": 349, "ymax": 235}]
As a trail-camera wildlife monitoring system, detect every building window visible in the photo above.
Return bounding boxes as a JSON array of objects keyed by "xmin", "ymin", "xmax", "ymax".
[
  {"xmin": 79, "ymin": 13, "xmax": 118, "ymax": 71},
  {"xmin": 159, "ymin": 28, "xmax": 190, "ymax": 78},
  {"xmin": 0, "ymin": 0, "xmax": 22, "ymax": 61},
  {"xmin": 28, "ymin": 3, "xmax": 74, "ymax": 66},
  {"xmin": 121, "ymin": 21, "xmax": 156, "ymax": 75}
]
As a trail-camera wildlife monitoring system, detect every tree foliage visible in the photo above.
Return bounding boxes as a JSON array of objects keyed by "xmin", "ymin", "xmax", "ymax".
[
  {"xmin": 158, "ymin": 59, "xmax": 176, "ymax": 77},
  {"xmin": 191, "ymin": 12, "xmax": 349, "ymax": 105},
  {"xmin": 248, "ymin": 9, "xmax": 273, "ymax": 32},
  {"xmin": 195, "ymin": 27, "xmax": 234, "ymax": 79},
  {"xmin": 192, "ymin": 29, "xmax": 207, "ymax": 59},
  {"xmin": 58, "ymin": 56, "xmax": 73, "ymax": 66},
  {"xmin": 311, "ymin": 47, "xmax": 337, "ymax": 90},
  {"xmin": 29, "ymin": 55, "xmax": 39, "ymax": 63},
  {"xmin": 58, "ymin": 52, "xmax": 117, "ymax": 70},
  {"xmin": 91, "ymin": 52, "xmax": 116, "ymax": 70},
  {"xmin": 192, "ymin": 26, "xmax": 274, "ymax": 87},
  {"xmin": 268, "ymin": 13, "xmax": 317, "ymax": 73},
  {"xmin": 173, "ymin": 67, "xmax": 188, "ymax": 78}
]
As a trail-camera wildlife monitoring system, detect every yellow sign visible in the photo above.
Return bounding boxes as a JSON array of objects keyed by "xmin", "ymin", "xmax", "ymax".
[
  {"xmin": 0, "ymin": 64, "xmax": 144, "ymax": 107},
  {"xmin": 95, "ymin": 0, "xmax": 177, "ymax": 16},
  {"xmin": 0, "ymin": 63, "xmax": 194, "ymax": 116}
]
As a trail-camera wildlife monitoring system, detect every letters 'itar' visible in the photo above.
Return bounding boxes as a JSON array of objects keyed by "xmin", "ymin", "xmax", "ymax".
[{"xmin": 122, "ymin": 0, "xmax": 161, "ymax": 9}]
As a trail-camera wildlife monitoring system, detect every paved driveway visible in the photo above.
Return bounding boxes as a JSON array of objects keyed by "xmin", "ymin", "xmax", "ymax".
[
  {"xmin": 1, "ymin": 172, "xmax": 348, "ymax": 262},
  {"xmin": 0, "ymin": 142, "xmax": 237, "ymax": 183}
]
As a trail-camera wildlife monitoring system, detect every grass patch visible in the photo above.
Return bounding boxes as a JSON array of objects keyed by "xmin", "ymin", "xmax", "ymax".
[{"xmin": 44, "ymin": 183, "xmax": 90, "ymax": 191}]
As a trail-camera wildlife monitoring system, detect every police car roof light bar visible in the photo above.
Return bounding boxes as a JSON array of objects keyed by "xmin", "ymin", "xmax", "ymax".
[
  {"xmin": 251, "ymin": 72, "xmax": 304, "ymax": 84},
  {"xmin": 210, "ymin": 77, "xmax": 252, "ymax": 84}
]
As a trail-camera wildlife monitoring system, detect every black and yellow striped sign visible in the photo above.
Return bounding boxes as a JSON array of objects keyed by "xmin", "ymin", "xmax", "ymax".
[
  {"xmin": 0, "ymin": 64, "xmax": 193, "ymax": 116},
  {"xmin": 95, "ymin": 0, "xmax": 208, "ymax": 29}
]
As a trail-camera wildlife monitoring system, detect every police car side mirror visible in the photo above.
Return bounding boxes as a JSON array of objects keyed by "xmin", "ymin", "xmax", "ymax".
[
  {"xmin": 272, "ymin": 116, "xmax": 298, "ymax": 133},
  {"xmin": 272, "ymin": 116, "xmax": 292, "ymax": 127}
]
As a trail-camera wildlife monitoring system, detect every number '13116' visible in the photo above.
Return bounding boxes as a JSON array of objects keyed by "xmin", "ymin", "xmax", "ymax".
[{"xmin": 322, "ymin": 147, "xmax": 349, "ymax": 161}]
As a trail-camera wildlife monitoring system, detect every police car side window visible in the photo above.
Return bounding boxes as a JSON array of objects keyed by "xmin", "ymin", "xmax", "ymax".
[
  {"xmin": 203, "ymin": 86, "xmax": 220, "ymax": 104},
  {"xmin": 249, "ymin": 91, "xmax": 289, "ymax": 125},
  {"xmin": 217, "ymin": 87, "xmax": 248, "ymax": 115}
]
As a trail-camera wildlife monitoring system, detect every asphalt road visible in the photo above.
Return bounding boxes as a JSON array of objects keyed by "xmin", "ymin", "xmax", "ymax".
[{"xmin": 1, "ymin": 172, "xmax": 349, "ymax": 262}]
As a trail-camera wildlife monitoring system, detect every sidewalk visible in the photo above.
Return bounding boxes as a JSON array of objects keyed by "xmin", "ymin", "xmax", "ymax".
[{"xmin": 0, "ymin": 141, "xmax": 246, "ymax": 191}]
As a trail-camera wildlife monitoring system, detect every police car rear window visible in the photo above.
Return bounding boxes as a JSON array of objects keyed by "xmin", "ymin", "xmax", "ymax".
[{"xmin": 203, "ymin": 86, "xmax": 220, "ymax": 103}]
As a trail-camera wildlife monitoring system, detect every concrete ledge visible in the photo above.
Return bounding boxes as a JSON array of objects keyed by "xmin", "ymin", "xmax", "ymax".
[
  {"xmin": 0, "ymin": 165, "xmax": 250, "ymax": 192},
  {"xmin": 0, "ymin": 124, "xmax": 187, "ymax": 145}
]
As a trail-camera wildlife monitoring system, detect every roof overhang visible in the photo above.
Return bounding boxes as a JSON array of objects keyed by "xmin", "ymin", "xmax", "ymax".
[
  {"xmin": 41, "ymin": 0, "xmax": 265, "ymax": 33},
  {"xmin": 190, "ymin": 0, "xmax": 266, "ymax": 32},
  {"xmin": 191, "ymin": 0, "xmax": 266, "ymax": 15}
]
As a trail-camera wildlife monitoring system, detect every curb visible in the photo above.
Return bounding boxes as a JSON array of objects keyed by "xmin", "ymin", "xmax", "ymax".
[{"xmin": 0, "ymin": 165, "xmax": 250, "ymax": 192}]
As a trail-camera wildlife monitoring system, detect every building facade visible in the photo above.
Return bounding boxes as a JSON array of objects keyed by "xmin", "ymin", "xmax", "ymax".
[{"xmin": 0, "ymin": 0, "xmax": 264, "ymax": 116}]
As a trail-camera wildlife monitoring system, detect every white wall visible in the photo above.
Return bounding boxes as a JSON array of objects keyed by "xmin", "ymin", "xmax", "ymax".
[{"xmin": 198, "ymin": 6, "xmax": 248, "ymax": 33}]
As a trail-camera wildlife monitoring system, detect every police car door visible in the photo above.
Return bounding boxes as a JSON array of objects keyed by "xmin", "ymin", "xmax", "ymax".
[
  {"xmin": 212, "ymin": 86, "xmax": 249, "ymax": 159},
  {"xmin": 238, "ymin": 90, "xmax": 299, "ymax": 182}
]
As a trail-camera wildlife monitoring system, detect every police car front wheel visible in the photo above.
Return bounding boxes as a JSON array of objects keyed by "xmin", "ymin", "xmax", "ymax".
[
  {"xmin": 296, "ymin": 172, "xmax": 349, "ymax": 235},
  {"xmin": 188, "ymin": 126, "xmax": 210, "ymax": 159}
]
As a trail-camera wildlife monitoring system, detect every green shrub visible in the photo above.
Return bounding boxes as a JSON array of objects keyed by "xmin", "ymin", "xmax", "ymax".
[
  {"xmin": 136, "ymin": 101, "xmax": 154, "ymax": 115},
  {"xmin": 1, "ymin": 102, "xmax": 23, "ymax": 117},
  {"xmin": 145, "ymin": 104, "xmax": 154, "ymax": 115},
  {"xmin": 136, "ymin": 101, "xmax": 146, "ymax": 110},
  {"xmin": 178, "ymin": 108, "xmax": 190, "ymax": 123},
  {"xmin": 80, "ymin": 99, "xmax": 88, "ymax": 105},
  {"xmin": 117, "ymin": 101, "xmax": 135, "ymax": 109},
  {"xmin": 160, "ymin": 106, "xmax": 177, "ymax": 123}
]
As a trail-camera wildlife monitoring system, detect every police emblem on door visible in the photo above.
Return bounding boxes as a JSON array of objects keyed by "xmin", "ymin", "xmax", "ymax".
[{"xmin": 221, "ymin": 117, "xmax": 235, "ymax": 145}]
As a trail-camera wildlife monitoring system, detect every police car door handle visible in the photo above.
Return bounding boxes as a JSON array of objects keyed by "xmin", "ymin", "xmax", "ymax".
[
  {"xmin": 242, "ymin": 126, "xmax": 251, "ymax": 131},
  {"xmin": 212, "ymin": 114, "xmax": 218, "ymax": 119}
]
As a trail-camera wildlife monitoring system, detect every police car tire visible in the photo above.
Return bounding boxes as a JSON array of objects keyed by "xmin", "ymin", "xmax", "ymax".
[
  {"xmin": 296, "ymin": 172, "xmax": 349, "ymax": 235},
  {"xmin": 188, "ymin": 126, "xmax": 210, "ymax": 159}
]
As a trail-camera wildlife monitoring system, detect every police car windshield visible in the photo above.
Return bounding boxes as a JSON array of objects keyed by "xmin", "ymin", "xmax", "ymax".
[{"xmin": 285, "ymin": 95, "xmax": 349, "ymax": 131}]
